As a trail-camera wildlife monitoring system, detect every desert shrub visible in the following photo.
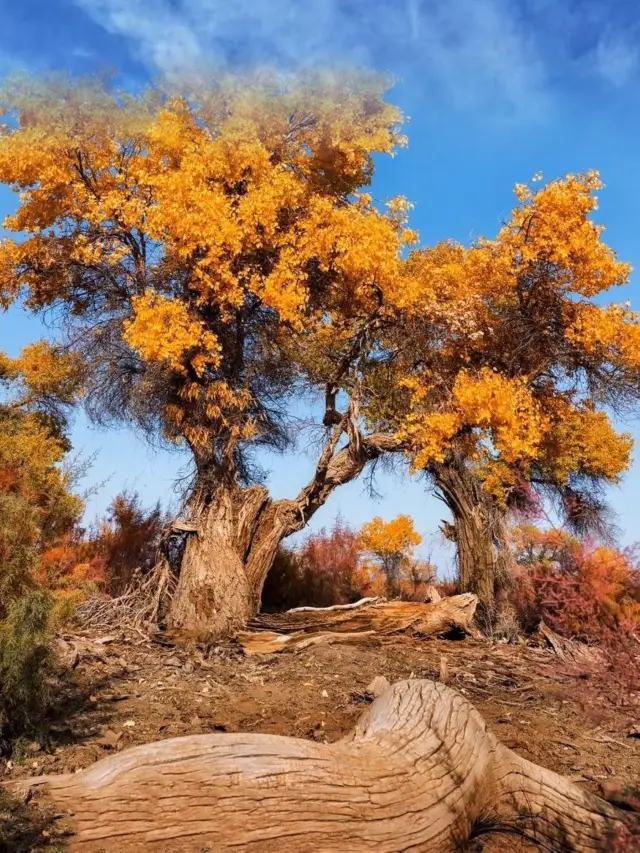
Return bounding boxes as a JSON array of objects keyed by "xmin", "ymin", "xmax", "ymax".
[
  {"xmin": 87, "ymin": 492, "xmax": 167, "ymax": 596},
  {"xmin": 0, "ymin": 590, "xmax": 54, "ymax": 743},
  {"xmin": 262, "ymin": 518, "xmax": 362, "ymax": 610},
  {"xmin": 510, "ymin": 525, "xmax": 640, "ymax": 710},
  {"xmin": 435, "ymin": 578, "xmax": 460, "ymax": 598},
  {"xmin": 0, "ymin": 371, "xmax": 83, "ymax": 746},
  {"xmin": 260, "ymin": 546, "xmax": 306, "ymax": 612},
  {"xmin": 510, "ymin": 525, "xmax": 640, "ymax": 641}
]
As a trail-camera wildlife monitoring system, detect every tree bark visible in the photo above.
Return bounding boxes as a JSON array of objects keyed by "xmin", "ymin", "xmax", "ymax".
[
  {"xmin": 431, "ymin": 456, "xmax": 510, "ymax": 612},
  {"xmin": 8, "ymin": 680, "xmax": 626, "ymax": 852},
  {"xmin": 167, "ymin": 430, "xmax": 403, "ymax": 636}
]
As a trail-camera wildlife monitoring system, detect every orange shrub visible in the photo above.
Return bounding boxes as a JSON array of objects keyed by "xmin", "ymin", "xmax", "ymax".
[{"xmin": 510, "ymin": 525, "xmax": 640, "ymax": 641}]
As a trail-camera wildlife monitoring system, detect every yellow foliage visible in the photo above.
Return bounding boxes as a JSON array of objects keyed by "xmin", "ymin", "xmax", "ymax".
[
  {"xmin": 0, "ymin": 72, "xmax": 408, "ymax": 459},
  {"xmin": 538, "ymin": 402, "xmax": 632, "ymax": 483},
  {"xmin": 124, "ymin": 292, "xmax": 221, "ymax": 376},
  {"xmin": 359, "ymin": 514, "xmax": 421, "ymax": 560},
  {"xmin": 0, "ymin": 72, "xmax": 636, "ymax": 503},
  {"xmin": 10, "ymin": 341, "xmax": 83, "ymax": 403},
  {"xmin": 374, "ymin": 172, "xmax": 636, "ymax": 498}
]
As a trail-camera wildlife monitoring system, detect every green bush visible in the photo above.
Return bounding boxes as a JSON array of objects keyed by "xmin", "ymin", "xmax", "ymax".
[{"xmin": 0, "ymin": 589, "xmax": 54, "ymax": 741}]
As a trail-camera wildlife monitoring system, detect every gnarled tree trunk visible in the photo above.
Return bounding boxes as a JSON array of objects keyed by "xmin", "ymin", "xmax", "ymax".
[
  {"xmin": 168, "ymin": 431, "xmax": 401, "ymax": 636},
  {"xmin": 8, "ymin": 680, "xmax": 626, "ymax": 852},
  {"xmin": 431, "ymin": 455, "xmax": 510, "ymax": 612}
]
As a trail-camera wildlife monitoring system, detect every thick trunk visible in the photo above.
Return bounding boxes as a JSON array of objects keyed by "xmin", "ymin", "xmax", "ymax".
[
  {"xmin": 432, "ymin": 457, "xmax": 509, "ymax": 612},
  {"xmin": 8, "ymin": 680, "xmax": 626, "ymax": 852},
  {"xmin": 167, "ymin": 485, "xmax": 283, "ymax": 636},
  {"xmin": 167, "ymin": 430, "xmax": 402, "ymax": 637}
]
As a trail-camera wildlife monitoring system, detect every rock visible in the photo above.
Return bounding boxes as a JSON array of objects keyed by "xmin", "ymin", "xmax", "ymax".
[
  {"xmin": 96, "ymin": 730, "xmax": 123, "ymax": 749},
  {"xmin": 439, "ymin": 656, "xmax": 450, "ymax": 684},
  {"xmin": 364, "ymin": 676, "xmax": 390, "ymax": 699}
]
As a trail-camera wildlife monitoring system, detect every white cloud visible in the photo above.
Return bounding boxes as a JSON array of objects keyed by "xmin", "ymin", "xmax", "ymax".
[
  {"xmin": 595, "ymin": 32, "xmax": 639, "ymax": 87},
  {"xmin": 73, "ymin": 0, "xmax": 551, "ymax": 118}
]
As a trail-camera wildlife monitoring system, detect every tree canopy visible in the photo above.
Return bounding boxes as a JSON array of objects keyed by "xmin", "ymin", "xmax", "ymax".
[
  {"xmin": 1, "ymin": 71, "xmax": 639, "ymax": 627},
  {"xmin": 0, "ymin": 72, "xmax": 413, "ymax": 484},
  {"xmin": 363, "ymin": 173, "xmax": 639, "ymax": 522}
]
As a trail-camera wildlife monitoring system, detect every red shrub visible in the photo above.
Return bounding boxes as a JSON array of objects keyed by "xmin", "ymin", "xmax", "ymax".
[
  {"xmin": 510, "ymin": 525, "xmax": 640, "ymax": 716},
  {"xmin": 510, "ymin": 526, "xmax": 640, "ymax": 640},
  {"xmin": 261, "ymin": 519, "xmax": 362, "ymax": 610},
  {"xmin": 89, "ymin": 492, "xmax": 167, "ymax": 596}
]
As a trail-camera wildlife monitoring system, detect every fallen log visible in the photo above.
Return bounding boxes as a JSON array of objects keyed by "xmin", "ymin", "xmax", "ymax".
[
  {"xmin": 249, "ymin": 593, "xmax": 479, "ymax": 638},
  {"xmin": 6, "ymin": 679, "xmax": 627, "ymax": 852}
]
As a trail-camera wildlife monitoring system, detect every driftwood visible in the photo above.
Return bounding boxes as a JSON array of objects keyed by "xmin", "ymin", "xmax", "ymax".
[
  {"xmin": 6, "ymin": 679, "xmax": 626, "ymax": 852},
  {"xmin": 538, "ymin": 621, "xmax": 601, "ymax": 665},
  {"xmin": 249, "ymin": 593, "xmax": 479, "ymax": 638}
]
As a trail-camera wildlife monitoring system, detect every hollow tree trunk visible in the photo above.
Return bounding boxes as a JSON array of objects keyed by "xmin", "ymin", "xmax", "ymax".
[
  {"xmin": 8, "ymin": 680, "xmax": 626, "ymax": 852},
  {"xmin": 168, "ymin": 432, "xmax": 401, "ymax": 636},
  {"xmin": 431, "ymin": 456, "xmax": 510, "ymax": 612}
]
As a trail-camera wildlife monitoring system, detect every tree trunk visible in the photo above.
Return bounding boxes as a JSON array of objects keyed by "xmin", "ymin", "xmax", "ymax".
[
  {"xmin": 167, "ymin": 431, "xmax": 403, "ymax": 636},
  {"xmin": 167, "ymin": 484, "xmax": 286, "ymax": 636},
  {"xmin": 431, "ymin": 457, "xmax": 510, "ymax": 612},
  {"xmin": 8, "ymin": 680, "xmax": 627, "ymax": 852}
]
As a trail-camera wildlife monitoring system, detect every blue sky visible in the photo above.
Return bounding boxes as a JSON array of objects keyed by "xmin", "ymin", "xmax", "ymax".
[{"xmin": 1, "ymin": 0, "xmax": 640, "ymax": 569}]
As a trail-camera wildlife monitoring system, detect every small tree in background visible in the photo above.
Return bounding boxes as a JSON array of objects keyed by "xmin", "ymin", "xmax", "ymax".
[{"xmin": 359, "ymin": 514, "xmax": 422, "ymax": 598}]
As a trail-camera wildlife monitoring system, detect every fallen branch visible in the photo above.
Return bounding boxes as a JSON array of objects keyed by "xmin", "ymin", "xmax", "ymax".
[
  {"xmin": 236, "ymin": 629, "xmax": 379, "ymax": 655},
  {"xmin": 287, "ymin": 597, "xmax": 383, "ymax": 614},
  {"xmin": 538, "ymin": 621, "xmax": 601, "ymax": 666},
  {"xmin": 6, "ymin": 680, "xmax": 627, "ymax": 852}
]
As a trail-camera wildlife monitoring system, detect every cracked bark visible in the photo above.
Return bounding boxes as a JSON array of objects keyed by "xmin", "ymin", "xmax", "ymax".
[
  {"xmin": 167, "ymin": 430, "xmax": 403, "ymax": 636},
  {"xmin": 431, "ymin": 456, "xmax": 510, "ymax": 612}
]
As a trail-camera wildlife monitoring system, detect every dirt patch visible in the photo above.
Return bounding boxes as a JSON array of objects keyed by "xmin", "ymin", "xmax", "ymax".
[{"xmin": 2, "ymin": 631, "xmax": 639, "ymax": 850}]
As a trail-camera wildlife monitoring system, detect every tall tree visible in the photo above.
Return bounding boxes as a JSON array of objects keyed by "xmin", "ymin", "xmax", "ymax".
[
  {"xmin": 0, "ymin": 73, "xmax": 410, "ymax": 635},
  {"xmin": 364, "ymin": 173, "xmax": 640, "ymax": 609}
]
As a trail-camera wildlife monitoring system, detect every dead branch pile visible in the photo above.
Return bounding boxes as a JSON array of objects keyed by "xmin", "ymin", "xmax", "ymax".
[{"xmin": 74, "ymin": 557, "xmax": 175, "ymax": 632}]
